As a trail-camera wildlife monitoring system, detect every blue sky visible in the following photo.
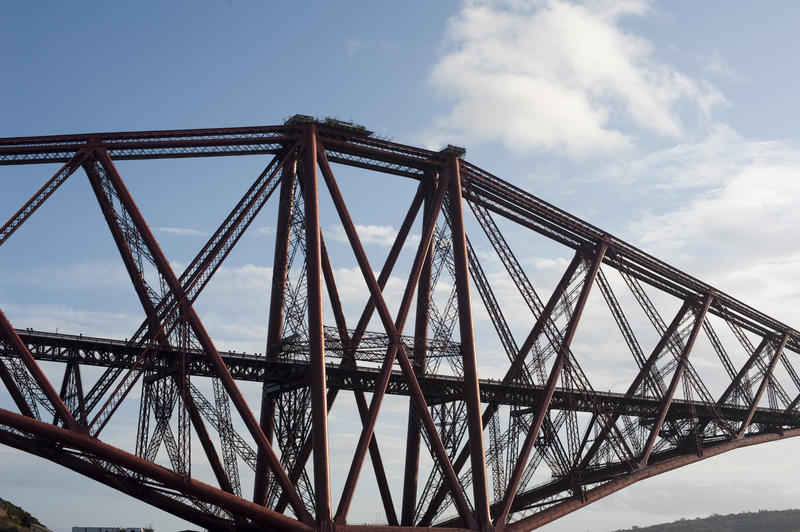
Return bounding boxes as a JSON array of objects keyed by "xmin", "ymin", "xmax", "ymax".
[{"xmin": 4, "ymin": 1, "xmax": 800, "ymax": 531}]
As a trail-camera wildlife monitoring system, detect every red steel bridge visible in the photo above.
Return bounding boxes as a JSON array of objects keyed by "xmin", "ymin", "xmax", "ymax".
[{"xmin": 1, "ymin": 116, "xmax": 799, "ymax": 532}]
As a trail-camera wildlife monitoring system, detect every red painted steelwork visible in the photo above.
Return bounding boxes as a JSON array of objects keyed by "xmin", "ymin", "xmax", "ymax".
[
  {"xmin": 447, "ymin": 156, "xmax": 492, "ymax": 531},
  {"xmin": 0, "ymin": 309, "xmax": 78, "ymax": 430},
  {"xmin": 302, "ymin": 125, "xmax": 333, "ymax": 524},
  {"xmin": 0, "ymin": 409, "xmax": 311, "ymax": 532},
  {"xmin": 3, "ymin": 121, "xmax": 800, "ymax": 532},
  {"xmin": 507, "ymin": 428, "xmax": 800, "ymax": 532}
]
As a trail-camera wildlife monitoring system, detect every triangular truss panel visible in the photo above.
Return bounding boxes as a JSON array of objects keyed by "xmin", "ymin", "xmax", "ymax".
[{"xmin": 2, "ymin": 118, "xmax": 800, "ymax": 532}]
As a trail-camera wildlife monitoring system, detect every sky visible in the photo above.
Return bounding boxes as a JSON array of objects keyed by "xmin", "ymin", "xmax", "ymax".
[{"xmin": 3, "ymin": 1, "xmax": 800, "ymax": 531}]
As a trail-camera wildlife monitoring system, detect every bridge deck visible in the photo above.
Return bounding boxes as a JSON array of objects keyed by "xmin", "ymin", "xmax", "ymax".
[{"xmin": 7, "ymin": 328, "xmax": 798, "ymax": 429}]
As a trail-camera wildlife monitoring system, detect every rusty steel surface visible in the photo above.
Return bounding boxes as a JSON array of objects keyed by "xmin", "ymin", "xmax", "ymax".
[{"xmin": 2, "ymin": 118, "xmax": 800, "ymax": 532}]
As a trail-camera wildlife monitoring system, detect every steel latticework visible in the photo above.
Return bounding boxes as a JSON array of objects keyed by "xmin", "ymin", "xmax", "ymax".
[{"xmin": 1, "ymin": 116, "xmax": 800, "ymax": 532}]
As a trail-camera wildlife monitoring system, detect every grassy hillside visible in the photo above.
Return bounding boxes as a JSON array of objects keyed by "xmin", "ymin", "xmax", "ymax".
[
  {"xmin": 0, "ymin": 498, "xmax": 44, "ymax": 532},
  {"xmin": 612, "ymin": 509, "xmax": 800, "ymax": 532}
]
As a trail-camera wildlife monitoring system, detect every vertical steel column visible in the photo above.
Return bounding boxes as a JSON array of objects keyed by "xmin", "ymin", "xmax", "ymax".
[
  {"xmin": 319, "ymin": 155, "xmax": 475, "ymax": 528},
  {"xmin": 176, "ymin": 319, "xmax": 191, "ymax": 477},
  {"xmin": 274, "ymin": 182, "xmax": 426, "ymax": 516},
  {"xmin": 447, "ymin": 157, "xmax": 491, "ymax": 531},
  {"xmin": 401, "ymin": 177, "xmax": 435, "ymax": 526},
  {"xmin": 417, "ymin": 251, "xmax": 584, "ymax": 528},
  {"xmin": 301, "ymin": 125, "xmax": 332, "ymax": 525},
  {"xmin": 55, "ymin": 361, "xmax": 81, "ymax": 426},
  {"xmin": 71, "ymin": 362, "xmax": 87, "ymax": 425},
  {"xmin": 254, "ymin": 157, "xmax": 296, "ymax": 505}
]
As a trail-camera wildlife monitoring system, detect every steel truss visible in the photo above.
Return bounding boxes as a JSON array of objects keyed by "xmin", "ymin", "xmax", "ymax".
[{"xmin": 2, "ymin": 118, "xmax": 800, "ymax": 532}]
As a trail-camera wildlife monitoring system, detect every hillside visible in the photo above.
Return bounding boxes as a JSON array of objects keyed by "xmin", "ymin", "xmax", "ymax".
[
  {"xmin": 612, "ymin": 509, "xmax": 800, "ymax": 532},
  {"xmin": 0, "ymin": 498, "xmax": 46, "ymax": 532}
]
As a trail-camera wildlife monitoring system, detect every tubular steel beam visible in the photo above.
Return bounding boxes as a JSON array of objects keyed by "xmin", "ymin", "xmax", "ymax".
[
  {"xmin": 0, "ymin": 409, "xmax": 311, "ymax": 532},
  {"xmin": 0, "ymin": 144, "xmax": 93, "ymax": 246},
  {"xmin": 91, "ymin": 147, "xmax": 313, "ymax": 524},
  {"xmin": 738, "ymin": 334, "xmax": 788, "ymax": 438},
  {"xmin": 318, "ymin": 149, "xmax": 477, "ymax": 528},
  {"xmin": 507, "ymin": 427, "xmax": 800, "ymax": 532},
  {"xmin": 319, "ymin": 237, "xmax": 399, "ymax": 526},
  {"xmin": 274, "ymin": 180, "xmax": 426, "ymax": 516},
  {"xmin": 317, "ymin": 151, "xmax": 420, "ymax": 519},
  {"xmin": 446, "ymin": 156, "xmax": 492, "ymax": 531},
  {"xmin": 301, "ymin": 125, "xmax": 333, "ymax": 524},
  {"xmin": 0, "ymin": 308, "xmax": 78, "ymax": 430},
  {"xmin": 82, "ymin": 156, "xmax": 184, "ymax": 437},
  {"xmin": 417, "ymin": 251, "xmax": 584, "ymax": 528},
  {"xmin": 0, "ymin": 428, "xmax": 233, "ymax": 531},
  {"xmin": 255, "ymin": 157, "xmax": 296, "ymax": 505},
  {"xmin": 402, "ymin": 178, "xmax": 435, "ymax": 526},
  {"xmin": 496, "ymin": 244, "xmax": 606, "ymax": 527},
  {"xmin": 83, "ymin": 156, "xmax": 171, "ymax": 347},
  {"xmin": 639, "ymin": 295, "xmax": 713, "ymax": 467}
]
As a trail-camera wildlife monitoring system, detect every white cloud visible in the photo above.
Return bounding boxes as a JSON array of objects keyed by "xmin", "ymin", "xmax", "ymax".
[
  {"xmin": 623, "ymin": 134, "xmax": 800, "ymax": 326},
  {"xmin": 424, "ymin": 0, "xmax": 724, "ymax": 156},
  {"xmin": 345, "ymin": 38, "xmax": 363, "ymax": 57},
  {"xmin": 157, "ymin": 226, "xmax": 208, "ymax": 237},
  {"xmin": 701, "ymin": 50, "xmax": 740, "ymax": 80},
  {"xmin": 1, "ymin": 301, "xmax": 141, "ymax": 339},
  {"xmin": 4, "ymin": 261, "xmax": 129, "ymax": 290},
  {"xmin": 328, "ymin": 223, "xmax": 407, "ymax": 247},
  {"xmin": 192, "ymin": 264, "xmax": 272, "ymax": 351},
  {"xmin": 253, "ymin": 225, "xmax": 276, "ymax": 236},
  {"xmin": 602, "ymin": 123, "xmax": 799, "ymax": 188}
]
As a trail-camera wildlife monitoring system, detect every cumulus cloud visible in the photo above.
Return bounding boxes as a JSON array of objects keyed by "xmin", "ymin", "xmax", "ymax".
[{"xmin": 424, "ymin": 0, "xmax": 724, "ymax": 155}]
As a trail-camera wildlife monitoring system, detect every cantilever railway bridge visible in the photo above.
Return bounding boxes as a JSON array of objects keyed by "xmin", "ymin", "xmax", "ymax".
[{"xmin": 1, "ymin": 117, "xmax": 800, "ymax": 532}]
